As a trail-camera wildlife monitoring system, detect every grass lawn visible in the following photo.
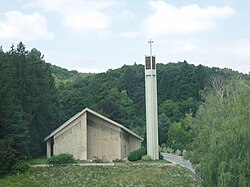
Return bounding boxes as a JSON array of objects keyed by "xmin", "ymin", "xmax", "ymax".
[
  {"xmin": 24, "ymin": 157, "xmax": 48, "ymax": 165},
  {"xmin": 24, "ymin": 157, "xmax": 170, "ymax": 165},
  {"xmin": 0, "ymin": 164, "xmax": 199, "ymax": 187},
  {"xmin": 24, "ymin": 157, "xmax": 93, "ymax": 165}
]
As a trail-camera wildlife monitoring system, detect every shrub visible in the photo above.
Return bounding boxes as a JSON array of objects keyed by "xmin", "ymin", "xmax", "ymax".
[
  {"xmin": 113, "ymin": 158, "xmax": 123, "ymax": 162},
  {"xmin": 0, "ymin": 138, "xmax": 18, "ymax": 176},
  {"xmin": 47, "ymin": 153, "xmax": 76, "ymax": 166},
  {"xmin": 141, "ymin": 155, "xmax": 152, "ymax": 161},
  {"xmin": 128, "ymin": 147, "xmax": 146, "ymax": 161},
  {"xmin": 11, "ymin": 161, "xmax": 30, "ymax": 175},
  {"xmin": 92, "ymin": 156, "xmax": 103, "ymax": 163}
]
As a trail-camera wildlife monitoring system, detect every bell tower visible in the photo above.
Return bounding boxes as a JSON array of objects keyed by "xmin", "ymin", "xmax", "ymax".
[{"xmin": 145, "ymin": 39, "xmax": 159, "ymax": 160}]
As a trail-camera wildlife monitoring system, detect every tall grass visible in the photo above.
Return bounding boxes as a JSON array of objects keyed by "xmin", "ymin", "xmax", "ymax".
[{"xmin": 0, "ymin": 164, "xmax": 199, "ymax": 187}]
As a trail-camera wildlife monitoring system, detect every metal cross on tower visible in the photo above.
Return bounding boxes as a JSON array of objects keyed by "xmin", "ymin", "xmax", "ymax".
[{"xmin": 148, "ymin": 39, "xmax": 153, "ymax": 58}]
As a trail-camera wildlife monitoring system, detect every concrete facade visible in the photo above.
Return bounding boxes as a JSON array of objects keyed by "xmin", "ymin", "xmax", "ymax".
[{"xmin": 44, "ymin": 108, "xmax": 142, "ymax": 160}]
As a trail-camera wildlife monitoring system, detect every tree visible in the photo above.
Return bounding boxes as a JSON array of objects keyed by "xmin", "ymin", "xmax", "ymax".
[
  {"xmin": 24, "ymin": 48, "xmax": 59, "ymax": 156},
  {"xmin": 0, "ymin": 44, "xmax": 59, "ymax": 160},
  {"xmin": 118, "ymin": 64, "xmax": 145, "ymax": 114},
  {"xmin": 167, "ymin": 114, "xmax": 194, "ymax": 152},
  {"xmin": 209, "ymin": 75, "xmax": 225, "ymax": 101},
  {"xmin": 190, "ymin": 80, "xmax": 250, "ymax": 187},
  {"xmin": 97, "ymin": 88, "xmax": 135, "ymax": 127},
  {"xmin": 159, "ymin": 100, "xmax": 182, "ymax": 122},
  {"xmin": 0, "ymin": 49, "xmax": 30, "ymax": 175},
  {"xmin": 158, "ymin": 113, "xmax": 171, "ymax": 145},
  {"xmin": 177, "ymin": 61, "xmax": 200, "ymax": 100},
  {"xmin": 0, "ymin": 138, "xmax": 17, "ymax": 175}
]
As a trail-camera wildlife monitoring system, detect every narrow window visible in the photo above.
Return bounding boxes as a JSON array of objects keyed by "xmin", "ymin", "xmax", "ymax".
[
  {"xmin": 152, "ymin": 56, "xmax": 156, "ymax": 69},
  {"xmin": 145, "ymin": 56, "xmax": 151, "ymax": 69},
  {"xmin": 124, "ymin": 145, "xmax": 127, "ymax": 155}
]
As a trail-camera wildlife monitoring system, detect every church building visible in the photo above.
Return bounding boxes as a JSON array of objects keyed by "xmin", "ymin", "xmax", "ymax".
[{"xmin": 44, "ymin": 108, "xmax": 143, "ymax": 160}]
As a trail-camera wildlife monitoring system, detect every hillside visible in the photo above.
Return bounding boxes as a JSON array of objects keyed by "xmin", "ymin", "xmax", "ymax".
[
  {"xmin": 48, "ymin": 64, "xmax": 93, "ymax": 86},
  {"xmin": 52, "ymin": 61, "xmax": 247, "ymax": 139}
]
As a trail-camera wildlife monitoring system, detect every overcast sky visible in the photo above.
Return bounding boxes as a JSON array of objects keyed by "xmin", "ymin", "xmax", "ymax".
[{"xmin": 0, "ymin": 0, "xmax": 250, "ymax": 73}]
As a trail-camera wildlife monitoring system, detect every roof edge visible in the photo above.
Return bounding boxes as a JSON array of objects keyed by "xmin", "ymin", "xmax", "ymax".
[{"xmin": 44, "ymin": 108, "xmax": 143, "ymax": 141}]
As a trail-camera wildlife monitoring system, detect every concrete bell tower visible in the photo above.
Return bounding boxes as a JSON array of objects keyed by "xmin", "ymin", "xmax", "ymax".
[{"xmin": 145, "ymin": 39, "xmax": 159, "ymax": 160}]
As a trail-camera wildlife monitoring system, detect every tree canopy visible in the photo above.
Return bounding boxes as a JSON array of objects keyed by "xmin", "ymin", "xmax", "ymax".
[
  {"xmin": 190, "ymin": 80, "xmax": 250, "ymax": 187},
  {"xmin": 0, "ymin": 43, "xmax": 58, "ymax": 174}
]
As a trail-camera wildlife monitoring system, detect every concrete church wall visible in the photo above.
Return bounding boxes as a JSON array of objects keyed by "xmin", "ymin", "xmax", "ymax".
[
  {"xmin": 129, "ymin": 135, "xmax": 141, "ymax": 152},
  {"xmin": 120, "ymin": 131, "xmax": 130, "ymax": 158},
  {"xmin": 87, "ymin": 113, "xmax": 121, "ymax": 160},
  {"xmin": 120, "ymin": 130, "xmax": 141, "ymax": 158},
  {"xmin": 53, "ymin": 113, "xmax": 87, "ymax": 160}
]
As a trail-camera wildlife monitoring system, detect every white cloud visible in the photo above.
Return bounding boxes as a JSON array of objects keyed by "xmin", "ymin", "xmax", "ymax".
[
  {"xmin": 209, "ymin": 39, "xmax": 250, "ymax": 73},
  {"xmin": 28, "ymin": 0, "xmax": 124, "ymax": 33},
  {"xmin": 62, "ymin": 8, "xmax": 109, "ymax": 31},
  {"xmin": 117, "ymin": 31, "xmax": 139, "ymax": 38},
  {"xmin": 144, "ymin": 0, "xmax": 236, "ymax": 37},
  {"xmin": 0, "ymin": 11, "xmax": 53, "ymax": 42},
  {"xmin": 114, "ymin": 9, "xmax": 135, "ymax": 20},
  {"xmin": 153, "ymin": 37, "xmax": 250, "ymax": 74}
]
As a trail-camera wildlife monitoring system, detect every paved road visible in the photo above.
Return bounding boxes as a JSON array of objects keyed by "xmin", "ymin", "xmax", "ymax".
[
  {"xmin": 162, "ymin": 153, "xmax": 195, "ymax": 173},
  {"xmin": 161, "ymin": 153, "xmax": 199, "ymax": 181}
]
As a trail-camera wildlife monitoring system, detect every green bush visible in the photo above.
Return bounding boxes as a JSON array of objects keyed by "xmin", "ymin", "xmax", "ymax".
[
  {"xmin": 113, "ymin": 158, "xmax": 123, "ymax": 162},
  {"xmin": 0, "ymin": 138, "xmax": 18, "ymax": 176},
  {"xmin": 92, "ymin": 156, "xmax": 103, "ymax": 163},
  {"xmin": 128, "ymin": 147, "xmax": 146, "ymax": 161},
  {"xmin": 47, "ymin": 153, "xmax": 76, "ymax": 166},
  {"xmin": 141, "ymin": 155, "xmax": 152, "ymax": 161},
  {"xmin": 11, "ymin": 161, "xmax": 30, "ymax": 175}
]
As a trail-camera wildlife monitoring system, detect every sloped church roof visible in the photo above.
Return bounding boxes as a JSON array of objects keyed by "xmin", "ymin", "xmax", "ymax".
[{"xmin": 44, "ymin": 108, "xmax": 143, "ymax": 141}]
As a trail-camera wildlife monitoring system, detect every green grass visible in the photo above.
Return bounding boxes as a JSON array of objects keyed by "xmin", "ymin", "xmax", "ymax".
[
  {"xmin": 134, "ymin": 159, "xmax": 171, "ymax": 164},
  {"xmin": 25, "ymin": 157, "xmax": 170, "ymax": 165},
  {"xmin": 25, "ymin": 157, "xmax": 92, "ymax": 165},
  {"xmin": 24, "ymin": 157, "xmax": 48, "ymax": 165},
  {"xmin": 0, "ymin": 164, "xmax": 199, "ymax": 187}
]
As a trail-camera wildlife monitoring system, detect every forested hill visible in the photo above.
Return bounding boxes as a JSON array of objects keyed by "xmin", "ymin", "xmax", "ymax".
[
  {"xmin": 0, "ymin": 43, "xmax": 249, "ymax": 176},
  {"xmin": 53, "ymin": 61, "xmax": 248, "ymax": 137},
  {"xmin": 49, "ymin": 64, "xmax": 93, "ymax": 86}
]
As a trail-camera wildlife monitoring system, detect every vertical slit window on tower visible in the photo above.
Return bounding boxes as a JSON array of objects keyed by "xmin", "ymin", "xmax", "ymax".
[
  {"xmin": 145, "ymin": 56, "xmax": 151, "ymax": 69},
  {"xmin": 152, "ymin": 56, "xmax": 156, "ymax": 69}
]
